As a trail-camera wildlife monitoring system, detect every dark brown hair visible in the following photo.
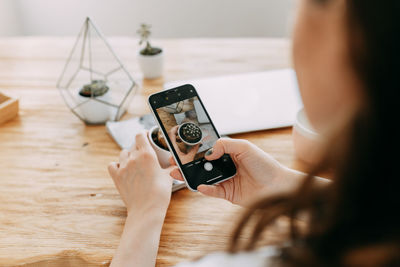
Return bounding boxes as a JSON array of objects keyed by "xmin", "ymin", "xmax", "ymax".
[{"xmin": 229, "ymin": 1, "xmax": 400, "ymax": 266}]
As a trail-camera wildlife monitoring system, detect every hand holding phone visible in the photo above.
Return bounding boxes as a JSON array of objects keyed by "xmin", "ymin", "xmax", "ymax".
[
  {"xmin": 170, "ymin": 137, "xmax": 297, "ymax": 206},
  {"xmin": 148, "ymin": 84, "xmax": 237, "ymax": 191}
]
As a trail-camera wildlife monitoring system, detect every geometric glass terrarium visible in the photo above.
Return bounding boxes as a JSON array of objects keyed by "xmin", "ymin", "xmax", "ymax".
[{"xmin": 56, "ymin": 17, "xmax": 137, "ymax": 125}]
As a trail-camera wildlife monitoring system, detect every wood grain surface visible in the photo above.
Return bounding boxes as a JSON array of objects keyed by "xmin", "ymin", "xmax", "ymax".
[
  {"xmin": 0, "ymin": 37, "xmax": 313, "ymax": 266},
  {"xmin": 0, "ymin": 93, "xmax": 19, "ymax": 125}
]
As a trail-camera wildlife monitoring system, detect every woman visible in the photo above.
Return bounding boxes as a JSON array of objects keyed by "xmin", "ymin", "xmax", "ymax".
[{"xmin": 108, "ymin": 0, "xmax": 400, "ymax": 266}]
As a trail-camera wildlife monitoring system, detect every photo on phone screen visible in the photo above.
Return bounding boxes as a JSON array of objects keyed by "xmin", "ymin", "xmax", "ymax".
[{"xmin": 155, "ymin": 96, "xmax": 218, "ymax": 165}]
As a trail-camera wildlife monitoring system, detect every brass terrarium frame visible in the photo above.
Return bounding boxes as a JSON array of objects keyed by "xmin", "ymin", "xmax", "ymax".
[{"xmin": 56, "ymin": 17, "xmax": 137, "ymax": 125}]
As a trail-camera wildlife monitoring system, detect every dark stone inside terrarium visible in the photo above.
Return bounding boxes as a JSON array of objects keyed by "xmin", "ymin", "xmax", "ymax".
[
  {"xmin": 179, "ymin": 123, "xmax": 202, "ymax": 144},
  {"xmin": 79, "ymin": 80, "xmax": 109, "ymax": 97}
]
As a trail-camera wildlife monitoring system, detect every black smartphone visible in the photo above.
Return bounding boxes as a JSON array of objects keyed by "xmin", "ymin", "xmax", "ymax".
[{"xmin": 148, "ymin": 84, "xmax": 237, "ymax": 191}]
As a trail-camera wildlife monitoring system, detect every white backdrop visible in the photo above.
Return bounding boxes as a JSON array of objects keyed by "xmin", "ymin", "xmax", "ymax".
[{"xmin": 0, "ymin": 0, "xmax": 294, "ymax": 37}]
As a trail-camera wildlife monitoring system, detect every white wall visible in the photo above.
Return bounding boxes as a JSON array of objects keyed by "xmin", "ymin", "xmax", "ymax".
[
  {"xmin": 0, "ymin": 0, "xmax": 22, "ymax": 36},
  {"xmin": 1, "ymin": 0, "xmax": 294, "ymax": 37}
]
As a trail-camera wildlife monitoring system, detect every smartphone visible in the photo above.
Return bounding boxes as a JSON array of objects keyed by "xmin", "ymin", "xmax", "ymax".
[{"xmin": 148, "ymin": 84, "xmax": 237, "ymax": 191}]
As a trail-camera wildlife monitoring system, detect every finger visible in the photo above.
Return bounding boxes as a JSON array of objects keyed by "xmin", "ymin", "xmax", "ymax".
[
  {"xmin": 187, "ymin": 144, "xmax": 200, "ymax": 158},
  {"xmin": 205, "ymin": 138, "xmax": 250, "ymax": 161},
  {"xmin": 161, "ymin": 166, "xmax": 175, "ymax": 181},
  {"xmin": 168, "ymin": 126, "xmax": 181, "ymax": 152},
  {"xmin": 108, "ymin": 162, "xmax": 119, "ymax": 178},
  {"xmin": 163, "ymin": 165, "xmax": 175, "ymax": 173},
  {"xmin": 135, "ymin": 131, "xmax": 152, "ymax": 151},
  {"xmin": 168, "ymin": 126, "xmax": 179, "ymax": 143},
  {"xmin": 169, "ymin": 156, "xmax": 177, "ymax": 166},
  {"xmin": 197, "ymin": 184, "xmax": 226, "ymax": 199},
  {"xmin": 169, "ymin": 167, "xmax": 184, "ymax": 181},
  {"xmin": 169, "ymin": 125, "xmax": 179, "ymax": 136},
  {"xmin": 119, "ymin": 149, "xmax": 130, "ymax": 167}
]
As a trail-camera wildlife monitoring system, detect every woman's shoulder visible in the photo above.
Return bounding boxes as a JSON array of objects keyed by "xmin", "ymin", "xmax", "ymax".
[{"xmin": 174, "ymin": 246, "xmax": 280, "ymax": 267}]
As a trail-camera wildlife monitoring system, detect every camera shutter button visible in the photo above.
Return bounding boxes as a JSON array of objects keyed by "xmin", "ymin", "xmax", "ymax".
[{"xmin": 204, "ymin": 162, "xmax": 213, "ymax": 171}]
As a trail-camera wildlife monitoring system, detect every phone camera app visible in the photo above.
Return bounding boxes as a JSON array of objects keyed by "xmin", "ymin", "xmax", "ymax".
[{"xmin": 156, "ymin": 96, "xmax": 218, "ymax": 165}]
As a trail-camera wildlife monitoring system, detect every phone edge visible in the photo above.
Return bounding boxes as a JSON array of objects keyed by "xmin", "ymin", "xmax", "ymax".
[{"xmin": 147, "ymin": 92, "xmax": 198, "ymax": 192}]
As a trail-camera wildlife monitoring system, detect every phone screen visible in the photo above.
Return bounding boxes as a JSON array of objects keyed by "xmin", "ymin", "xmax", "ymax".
[
  {"xmin": 156, "ymin": 95, "xmax": 219, "ymax": 165},
  {"xmin": 149, "ymin": 85, "xmax": 236, "ymax": 191}
]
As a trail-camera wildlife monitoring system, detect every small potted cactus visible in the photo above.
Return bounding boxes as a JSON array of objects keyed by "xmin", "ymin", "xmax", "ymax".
[
  {"xmin": 77, "ymin": 79, "xmax": 111, "ymax": 124},
  {"xmin": 137, "ymin": 24, "xmax": 163, "ymax": 79},
  {"xmin": 178, "ymin": 122, "xmax": 203, "ymax": 145}
]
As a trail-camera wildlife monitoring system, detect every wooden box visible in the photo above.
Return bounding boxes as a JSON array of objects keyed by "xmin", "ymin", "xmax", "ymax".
[{"xmin": 0, "ymin": 92, "xmax": 19, "ymax": 125}]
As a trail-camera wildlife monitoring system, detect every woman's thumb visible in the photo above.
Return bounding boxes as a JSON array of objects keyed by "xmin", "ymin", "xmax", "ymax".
[
  {"xmin": 108, "ymin": 162, "xmax": 119, "ymax": 178},
  {"xmin": 205, "ymin": 138, "xmax": 250, "ymax": 161},
  {"xmin": 197, "ymin": 184, "xmax": 226, "ymax": 199}
]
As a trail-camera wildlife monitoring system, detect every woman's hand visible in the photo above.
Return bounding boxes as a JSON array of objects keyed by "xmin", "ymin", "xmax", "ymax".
[
  {"xmin": 108, "ymin": 132, "xmax": 174, "ymax": 216},
  {"xmin": 170, "ymin": 138, "xmax": 300, "ymax": 206},
  {"xmin": 108, "ymin": 132, "xmax": 177, "ymax": 267}
]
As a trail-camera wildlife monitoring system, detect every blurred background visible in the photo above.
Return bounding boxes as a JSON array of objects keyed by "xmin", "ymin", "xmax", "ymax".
[{"xmin": 0, "ymin": 0, "xmax": 295, "ymax": 37}]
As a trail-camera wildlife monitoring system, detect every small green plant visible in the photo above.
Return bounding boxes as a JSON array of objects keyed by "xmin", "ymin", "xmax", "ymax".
[
  {"xmin": 137, "ymin": 24, "xmax": 162, "ymax": 56},
  {"xmin": 79, "ymin": 80, "xmax": 109, "ymax": 97}
]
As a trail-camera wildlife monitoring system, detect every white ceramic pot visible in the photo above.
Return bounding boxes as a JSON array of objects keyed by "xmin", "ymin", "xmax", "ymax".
[
  {"xmin": 137, "ymin": 50, "xmax": 164, "ymax": 79},
  {"xmin": 292, "ymin": 108, "xmax": 324, "ymax": 164},
  {"xmin": 77, "ymin": 92, "xmax": 111, "ymax": 124},
  {"xmin": 148, "ymin": 126, "xmax": 172, "ymax": 168}
]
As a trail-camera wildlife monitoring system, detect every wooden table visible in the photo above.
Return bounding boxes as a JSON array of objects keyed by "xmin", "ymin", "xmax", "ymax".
[{"xmin": 0, "ymin": 37, "xmax": 308, "ymax": 266}]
